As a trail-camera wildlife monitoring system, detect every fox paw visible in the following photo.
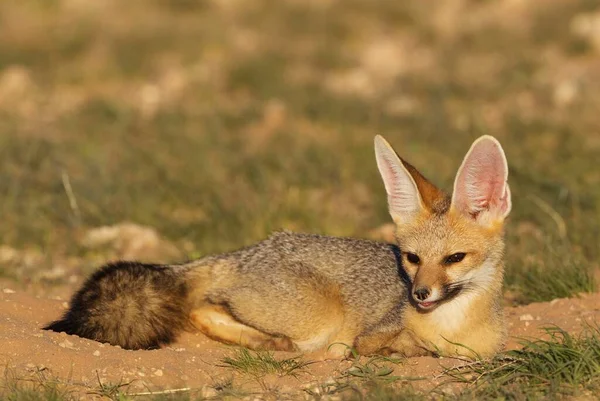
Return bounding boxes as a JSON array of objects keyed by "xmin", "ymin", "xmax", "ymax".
[{"xmin": 258, "ymin": 336, "xmax": 297, "ymax": 352}]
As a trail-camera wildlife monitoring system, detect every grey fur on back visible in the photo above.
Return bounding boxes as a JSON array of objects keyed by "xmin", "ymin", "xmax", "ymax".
[{"xmin": 232, "ymin": 231, "xmax": 407, "ymax": 300}]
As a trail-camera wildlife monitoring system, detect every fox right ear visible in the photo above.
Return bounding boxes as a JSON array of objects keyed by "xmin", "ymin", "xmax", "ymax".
[
  {"xmin": 374, "ymin": 135, "xmax": 424, "ymax": 224},
  {"xmin": 451, "ymin": 135, "xmax": 511, "ymax": 226}
]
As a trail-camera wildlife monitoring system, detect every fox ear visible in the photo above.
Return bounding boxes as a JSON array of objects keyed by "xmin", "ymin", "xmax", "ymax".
[
  {"xmin": 451, "ymin": 135, "xmax": 511, "ymax": 225},
  {"xmin": 374, "ymin": 135, "xmax": 424, "ymax": 224}
]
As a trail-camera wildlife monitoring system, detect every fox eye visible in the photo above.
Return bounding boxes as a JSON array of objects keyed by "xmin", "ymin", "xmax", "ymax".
[
  {"xmin": 445, "ymin": 253, "xmax": 466, "ymax": 265},
  {"xmin": 405, "ymin": 253, "xmax": 421, "ymax": 265}
]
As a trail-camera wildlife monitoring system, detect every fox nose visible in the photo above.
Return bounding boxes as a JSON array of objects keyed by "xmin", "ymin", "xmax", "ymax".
[{"xmin": 413, "ymin": 287, "xmax": 431, "ymax": 301}]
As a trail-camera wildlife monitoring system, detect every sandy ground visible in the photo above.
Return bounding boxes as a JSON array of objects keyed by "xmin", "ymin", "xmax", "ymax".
[{"xmin": 1, "ymin": 284, "xmax": 599, "ymax": 399}]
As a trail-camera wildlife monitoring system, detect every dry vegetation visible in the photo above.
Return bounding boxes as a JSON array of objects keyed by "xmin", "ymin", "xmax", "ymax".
[{"xmin": 1, "ymin": 0, "xmax": 600, "ymax": 399}]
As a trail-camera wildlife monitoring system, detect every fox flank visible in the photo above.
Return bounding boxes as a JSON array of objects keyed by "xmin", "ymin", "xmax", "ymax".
[{"xmin": 45, "ymin": 135, "xmax": 511, "ymax": 359}]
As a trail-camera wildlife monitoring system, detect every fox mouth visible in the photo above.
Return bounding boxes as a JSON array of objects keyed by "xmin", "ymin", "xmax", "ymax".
[
  {"xmin": 413, "ymin": 284, "xmax": 464, "ymax": 311},
  {"xmin": 416, "ymin": 300, "xmax": 438, "ymax": 310}
]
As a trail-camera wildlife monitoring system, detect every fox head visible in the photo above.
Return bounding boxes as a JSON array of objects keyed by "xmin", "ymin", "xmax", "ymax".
[{"xmin": 374, "ymin": 135, "xmax": 511, "ymax": 311}]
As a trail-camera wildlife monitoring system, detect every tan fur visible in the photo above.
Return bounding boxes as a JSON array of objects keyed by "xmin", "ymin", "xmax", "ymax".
[
  {"xmin": 45, "ymin": 135, "xmax": 510, "ymax": 359},
  {"xmin": 400, "ymin": 158, "xmax": 448, "ymax": 213},
  {"xmin": 185, "ymin": 254, "xmax": 354, "ymax": 355},
  {"xmin": 190, "ymin": 304, "xmax": 296, "ymax": 351}
]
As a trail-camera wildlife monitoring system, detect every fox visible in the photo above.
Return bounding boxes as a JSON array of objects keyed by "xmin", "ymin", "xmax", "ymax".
[{"xmin": 44, "ymin": 134, "xmax": 511, "ymax": 359}]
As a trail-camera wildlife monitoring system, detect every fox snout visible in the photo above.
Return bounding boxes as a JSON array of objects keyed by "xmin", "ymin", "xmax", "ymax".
[
  {"xmin": 411, "ymin": 281, "xmax": 441, "ymax": 307},
  {"xmin": 411, "ymin": 280, "xmax": 453, "ymax": 310},
  {"xmin": 408, "ymin": 265, "xmax": 449, "ymax": 309},
  {"xmin": 413, "ymin": 286, "xmax": 431, "ymax": 301}
]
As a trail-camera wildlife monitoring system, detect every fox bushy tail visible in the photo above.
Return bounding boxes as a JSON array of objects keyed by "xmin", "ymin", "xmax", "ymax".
[{"xmin": 44, "ymin": 261, "xmax": 191, "ymax": 350}]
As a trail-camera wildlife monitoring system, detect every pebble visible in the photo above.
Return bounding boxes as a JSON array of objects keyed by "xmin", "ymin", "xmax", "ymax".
[
  {"xmin": 59, "ymin": 340, "xmax": 75, "ymax": 349},
  {"xmin": 154, "ymin": 369, "xmax": 163, "ymax": 377},
  {"xmin": 93, "ymin": 350, "xmax": 101, "ymax": 357},
  {"xmin": 519, "ymin": 314, "xmax": 534, "ymax": 321},
  {"xmin": 2, "ymin": 288, "xmax": 15, "ymax": 294}
]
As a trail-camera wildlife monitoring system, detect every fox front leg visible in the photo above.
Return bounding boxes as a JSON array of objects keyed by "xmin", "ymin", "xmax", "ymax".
[{"xmin": 354, "ymin": 329, "xmax": 432, "ymax": 357}]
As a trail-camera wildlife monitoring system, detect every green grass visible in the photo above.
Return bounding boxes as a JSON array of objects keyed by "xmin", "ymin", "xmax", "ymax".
[
  {"xmin": 445, "ymin": 325, "xmax": 600, "ymax": 399},
  {"xmin": 508, "ymin": 239, "xmax": 596, "ymax": 303},
  {"xmin": 296, "ymin": 347, "xmax": 426, "ymax": 399},
  {"xmin": 341, "ymin": 385, "xmax": 424, "ymax": 401},
  {"xmin": 1, "ymin": 372, "xmax": 205, "ymax": 401},
  {"xmin": 0, "ymin": 384, "xmax": 69, "ymax": 401},
  {"xmin": 343, "ymin": 356, "xmax": 405, "ymax": 384},
  {"xmin": 0, "ymin": 369, "xmax": 74, "ymax": 401},
  {"xmin": 220, "ymin": 348, "xmax": 310, "ymax": 379},
  {"xmin": 88, "ymin": 373, "xmax": 132, "ymax": 401}
]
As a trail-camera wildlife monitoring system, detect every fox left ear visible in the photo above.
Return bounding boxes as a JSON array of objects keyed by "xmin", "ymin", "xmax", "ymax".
[
  {"xmin": 374, "ymin": 135, "xmax": 425, "ymax": 225},
  {"xmin": 451, "ymin": 136, "xmax": 511, "ymax": 225}
]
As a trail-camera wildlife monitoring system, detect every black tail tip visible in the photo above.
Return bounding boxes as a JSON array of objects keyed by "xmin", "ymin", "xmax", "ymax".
[{"xmin": 43, "ymin": 319, "xmax": 74, "ymax": 334}]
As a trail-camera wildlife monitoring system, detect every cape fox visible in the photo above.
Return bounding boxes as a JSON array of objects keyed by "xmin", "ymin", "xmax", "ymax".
[{"xmin": 45, "ymin": 135, "xmax": 511, "ymax": 358}]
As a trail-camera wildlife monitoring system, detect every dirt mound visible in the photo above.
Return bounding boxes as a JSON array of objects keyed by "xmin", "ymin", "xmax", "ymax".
[{"xmin": 1, "ymin": 287, "xmax": 599, "ymax": 398}]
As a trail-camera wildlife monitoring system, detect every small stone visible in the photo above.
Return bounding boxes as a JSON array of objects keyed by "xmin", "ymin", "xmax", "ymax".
[
  {"xmin": 59, "ymin": 339, "xmax": 75, "ymax": 349},
  {"xmin": 154, "ymin": 369, "xmax": 163, "ymax": 377},
  {"xmin": 2, "ymin": 288, "xmax": 15, "ymax": 294},
  {"xmin": 519, "ymin": 314, "xmax": 534, "ymax": 321},
  {"xmin": 93, "ymin": 350, "xmax": 101, "ymax": 357}
]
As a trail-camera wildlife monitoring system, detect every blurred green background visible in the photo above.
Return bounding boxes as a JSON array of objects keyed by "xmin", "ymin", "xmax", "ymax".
[{"xmin": 0, "ymin": 0, "xmax": 598, "ymax": 303}]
